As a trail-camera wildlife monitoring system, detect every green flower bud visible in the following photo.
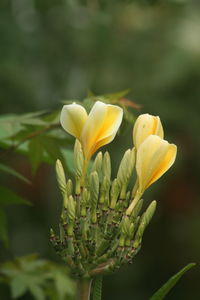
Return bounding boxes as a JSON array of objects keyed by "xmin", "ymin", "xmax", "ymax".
[
  {"xmin": 116, "ymin": 148, "xmax": 135, "ymax": 196},
  {"xmin": 67, "ymin": 195, "xmax": 76, "ymax": 221},
  {"xmin": 102, "ymin": 151, "xmax": 111, "ymax": 179},
  {"xmin": 66, "ymin": 179, "xmax": 73, "ymax": 197},
  {"xmin": 130, "ymin": 199, "xmax": 143, "ymax": 221},
  {"xmin": 100, "ymin": 175, "xmax": 110, "ymax": 206},
  {"xmin": 81, "ymin": 188, "xmax": 89, "ymax": 217},
  {"xmin": 110, "ymin": 179, "xmax": 120, "ymax": 209},
  {"xmin": 89, "ymin": 172, "xmax": 99, "ymax": 223},
  {"xmin": 63, "ymin": 179, "xmax": 73, "ymax": 208},
  {"xmin": 56, "ymin": 159, "xmax": 67, "ymax": 198},
  {"xmin": 74, "ymin": 139, "xmax": 84, "ymax": 178},
  {"xmin": 133, "ymin": 200, "xmax": 156, "ymax": 248},
  {"xmin": 92, "ymin": 152, "xmax": 103, "ymax": 177}
]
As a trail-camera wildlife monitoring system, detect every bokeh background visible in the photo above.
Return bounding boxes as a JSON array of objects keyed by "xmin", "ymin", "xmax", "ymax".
[{"xmin": 1, "ymin": 0, "xmax": 200, "ymax": 299}]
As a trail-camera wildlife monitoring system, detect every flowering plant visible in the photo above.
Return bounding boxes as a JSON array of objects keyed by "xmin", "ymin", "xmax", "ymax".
[{"xmin": 48, "ymin": 100, "xmax": 192, "ymax": 300}]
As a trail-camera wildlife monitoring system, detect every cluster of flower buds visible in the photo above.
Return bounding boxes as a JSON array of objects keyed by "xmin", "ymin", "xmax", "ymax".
[{"xmin": 50, "ymin": 101, "xmax": 177, "ymax": 279}]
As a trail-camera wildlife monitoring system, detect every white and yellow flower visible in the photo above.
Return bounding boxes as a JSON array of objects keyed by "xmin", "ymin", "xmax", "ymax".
[
  {"xmin": 136, "ymin": 135, "xmax": 177, "ymax": 193},
  {"xmin": 60, "ymin": 101, "xmax": 123, "ymax": 160},
  {"xmin": 133, "ymin": 114, "xmax": 164, "ymax": 150}
]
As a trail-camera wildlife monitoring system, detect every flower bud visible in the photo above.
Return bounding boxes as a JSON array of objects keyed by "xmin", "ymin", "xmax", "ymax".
[
  {"xmin": 102, "ymin": 151, "xmax": 111, "ymax": 179},
  {"xmin": 133, "ymin": 114, "xmax": 164, "ymax": 150},
  {"xmin": 74, "ymin": 139, "xmax": 84, "ymax": 178},
  {"xmin": 67, "ymin": 195, "xmax": 76, "ymax": 221},
  {"xmin": 133, "ymin": 201, "xmax": 156, "ymax": 248},
  {"xmin": 110, "ymin": 179, "xmax": 120, "ymax": 209},
  {"xmin": 117, "ymin": 148, "xmax": 135, "ymax": 189},
  {"xmin": 56, "ymin": 159, "xmax": 67, "ymax": 198},
  {"xmin": 92, "ymin": 152, "xmax": 103, "ymax": 177}
]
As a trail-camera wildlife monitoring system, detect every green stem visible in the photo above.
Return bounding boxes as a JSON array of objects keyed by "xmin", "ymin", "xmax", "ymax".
[
  {"xmin": 77, "ymin": 278, "xmax": 93, "ymax": 300},
  {"xmin": 126, "ymin": 190, "xmax": 143, "ymax": 216}
]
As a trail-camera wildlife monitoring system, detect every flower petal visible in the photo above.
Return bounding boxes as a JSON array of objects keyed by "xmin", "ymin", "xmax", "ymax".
[
  {"xmin": 136, "ymin": 135, "xmax": 177, "ymax": 192},
  {"xmin": 86, "ymin": 132, "xmax": 116, "ymax": 159},
  {"xmin": 147, "ymin": 143, "xmax": 177, "ymax": 188},
  {"xmin": 81, "ymin": 101, "xmax": 123, "ymax": 159},
  {"xmin": 60, "ymin": 103, "xmax": 88, "ymax": 139},
  {"xmin": 133, "ymin": 114, "xmax": 164, "ymax": 149}
]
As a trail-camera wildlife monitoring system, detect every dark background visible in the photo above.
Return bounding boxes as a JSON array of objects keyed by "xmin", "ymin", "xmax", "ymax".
[{"xmin": 0, "ymin": 0, "xmax": 200, "ymax": 299}]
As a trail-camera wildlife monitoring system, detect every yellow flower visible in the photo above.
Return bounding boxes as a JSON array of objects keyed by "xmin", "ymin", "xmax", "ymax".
[
  {"xmin": 60, "ymin": 101, "xmax": 123, "ymax": 160},
  {"xmin": 136, "ymin": 135, "xmax": 177, "ymax": 193},
  {"xmin": 133, "ymin": 114, "xmax": 164, "ymax": 150}
]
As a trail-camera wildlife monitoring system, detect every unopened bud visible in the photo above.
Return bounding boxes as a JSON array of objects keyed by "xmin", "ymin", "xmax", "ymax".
[
  {"xmin": 117, "ymin": 148, "xmax": 135, "ymax": 189},
  {"xmin": 133, "ymin": 200, "xmax": 156, "ymax": 248},
  {"xmin": 67, "ymin": 195, "xmax": 76, "ymax": 221},
  {"xmin": 110, "ymin": 179, "xmax": 120, "ymax": 209},
  {"xmin": 102, "ymin": 151, "xmax": 111, "ymax": 179},
  {"xmin": 89, "ymin": 171, "xmax": 99, "ymax": 210},
  {"xmin": 56, "ymin": 159, "xmax": 67, "ymax": 198},
  {"xmin": 92, "ymin": 152, "xmax": 103, "ymax": 177},
  {"xmin": 74, "ymin": 139, "xmax": 84, "ymax": 178}
]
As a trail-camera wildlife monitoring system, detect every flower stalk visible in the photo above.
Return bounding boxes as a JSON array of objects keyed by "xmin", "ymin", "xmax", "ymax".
[
  {"xmin": 51, "ymin": 103, "xmax": 177, "ymax": 299},
  {"xmin": 77, "ymin": 278, "xmax": 93, "ymax": 300}
]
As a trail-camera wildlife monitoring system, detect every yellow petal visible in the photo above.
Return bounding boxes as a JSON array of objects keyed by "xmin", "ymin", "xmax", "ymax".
[
  {"xmin": 86, "ymin": 132, "xmax": 116, "ymax": 160},
  {"xmin": 81, "ymin": 101, "xmax": 123, "ymax": 160},
  {"xmin": 136, "ymin": 135, "xmax": 177, "ymax": 192},
  {"xmin": 147, "ymin": 143, "xmax": 177, "ymax": 188},
  {"xmin": 133, "ymin": 114, "xmax": 164, "ymax": 149},
  {"xmin": 60, "ymin": 103, "xmax": 88, "ymax": 139}
]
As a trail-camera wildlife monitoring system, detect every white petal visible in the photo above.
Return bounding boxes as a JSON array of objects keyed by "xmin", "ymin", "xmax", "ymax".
[{"xmin": 60, "ymin": 103, "xmax": 88, "ymax": 139}]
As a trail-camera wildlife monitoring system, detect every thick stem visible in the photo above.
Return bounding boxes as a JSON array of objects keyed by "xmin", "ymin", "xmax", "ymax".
[{"xmin": 77, "ymin": 278, "xmax": 93, "ymax": 300}]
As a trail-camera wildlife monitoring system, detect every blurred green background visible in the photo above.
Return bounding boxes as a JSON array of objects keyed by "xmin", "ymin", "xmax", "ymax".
[{"xmin": 0, "ymin": 0, "xmax": 200, "ymax": 299}]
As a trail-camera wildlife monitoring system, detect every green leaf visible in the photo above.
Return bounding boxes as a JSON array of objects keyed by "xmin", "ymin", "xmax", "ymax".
[
  {"xmin": 0, "ymin": 255, "xmax": 75, "ymax": 300},
  {"xmin": 104, "ymin": 89, "xmax": 130, "ymax": 101},
  {"xmin": 149, "ymin": 263, "xmax": 196, "ymax": 300},
  {"xmin": 42, "ymin": 136, "xmax": 65, "ymax": 164},
  {"xmin": 0, "ymin": 111, "xmax": 46, "ymax": 141},
  {"xmin": 92, "ymin": 276, "xmax": 103, "ymax": 300},
  {"xmin": 0, "ymin": 163, "xmax": 30, "ymax": 184},
  {"xmin": 0, "ymin": 186, "xmax": 31, "ymax": 206},
  {"xmin": 28, "ymin": 137, "xmax": 44, "ymax": 174},
  {"xmin": 17, "ymin": 111, "xmax": 47, "ymax": 126},
  {"xmin": 0, "ymin": 115, "xmax": 23, "ymax": 140},
  {"xmin": 53, "ymin": 270, "xmax": 75, "ymax": 299},
  {"xmin": 0, "ymin": 208, "xmax": 8, "ymax": 247},
  {"xmin": 29, "ymin": 283, "xmax": 45, "ymax": 300},
  {"xmin": 10, "ymin": 275, "xmax": 28, "ymax": 298}
]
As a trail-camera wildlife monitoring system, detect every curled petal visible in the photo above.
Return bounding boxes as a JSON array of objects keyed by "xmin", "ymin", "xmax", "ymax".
[
  {"xmin": 133, "ymin": 114, "xmax": 164, "ymax": 149},
  {"xmin": 136, "ymin": 135, "xmax": 177, "ymax": 192},
  {"xmin": 81, "ymin": 101, "xmax": 123, "ymax": 160},
  {"xmin": 60, "ymin": 103, "xmax": 88, "ymax": 139}
]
